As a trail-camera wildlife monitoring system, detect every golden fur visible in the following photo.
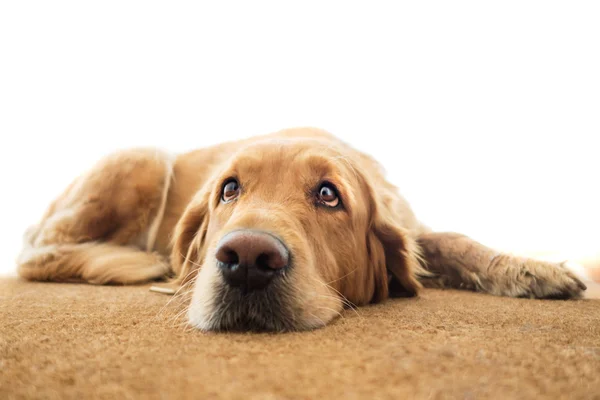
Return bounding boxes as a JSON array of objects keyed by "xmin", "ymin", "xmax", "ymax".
[{"xmin": 17, "ymin": 127, "xmax": 588, "ymax": 331}]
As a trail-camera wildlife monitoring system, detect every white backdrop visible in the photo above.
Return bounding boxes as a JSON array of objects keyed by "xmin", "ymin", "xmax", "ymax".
[{"xmin": 1, "ymin": 1, "xmax": 599, "ymax": 276}]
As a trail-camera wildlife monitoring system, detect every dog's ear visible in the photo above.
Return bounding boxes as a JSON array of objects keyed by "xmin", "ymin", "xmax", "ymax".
[
  {"xmin": 365, "ymin": 228, "xmax": 391, "ymax": 303},
  {"xmin": 364, "ymin": 179, "xmax": 423, "ymax": 300},
  {"xmin": 171, "ymin": 189, "xmax": 211, "ymax": 284},
  {"xmin": 372, "ymin": 208, "xmax": 423, "ymax": 298}
]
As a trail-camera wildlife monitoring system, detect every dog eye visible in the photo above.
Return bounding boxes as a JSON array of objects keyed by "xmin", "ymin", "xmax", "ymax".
[
  {"xmin": 317, "ymin": 183, "xmax": 340, "ymax": 207},
  {"xmin": 222, "ymin": 179, "xmax": 240, "ymax": 203}
]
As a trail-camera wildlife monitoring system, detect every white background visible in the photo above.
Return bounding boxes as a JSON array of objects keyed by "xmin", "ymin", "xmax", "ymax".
[{"xmin": 1, "ymin": 1, "xmax": 598, "ymax": 276}]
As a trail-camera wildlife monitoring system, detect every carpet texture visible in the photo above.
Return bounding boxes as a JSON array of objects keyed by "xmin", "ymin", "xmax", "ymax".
[{"xmin": 1, "ymin": 277, "xmax": 599, "ymax": 399}]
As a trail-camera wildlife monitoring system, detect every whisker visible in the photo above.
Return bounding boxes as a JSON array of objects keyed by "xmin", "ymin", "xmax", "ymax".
[
  {"xmin": 169, "ymin": 305, "xmax": 192, "ymax": 327},
  {"xmin": 305, "ymin": 275, "xmax": 362, "ymax": 318},
  {"xmin": 182, "ymin": 323, "xmax": 197, "ymax": 333},
  {"xmin": 306, "ymin": 273, "xmax": 357, "ymax": 306},
  {"xmin": 313, "ymin": 292, "xmax": 361, "ymax": 319},
  {"xmin": 324, "ymin": 266, "xmax": 358, "ymax": 285},
  {"xmin": 308, "ymin": 312, "xmax": 326, "ymax": 328},
  {"xmin": 155, "ymin": 251, "xmax": 203, "ymax": 319},
  {"xmin": 155, "ymin": 276, "xmax": 196, "ymax": 318},
  {"xmin": 316, "ymin": 305, "xmax": 345, "ymax": 320},
  {"xmin": 179, "ymin": 251, "xmax": 204, "ymax": 269}
]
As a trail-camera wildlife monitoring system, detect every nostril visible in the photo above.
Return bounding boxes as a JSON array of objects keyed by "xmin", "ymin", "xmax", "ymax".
[
  {"xmin": 224, "ymin": 250, "xmax": 239, "ymax": 265},
  {"xmin": 255, "ymin": 251, "xmax": 287, "ymax": 270},
  {"xmin": 255, "ymin": 253, "xmax": 271, "ymax": 271},
  {"xmin": 216, "ymin": 246, "xmax": 239, "ymax": 265}
]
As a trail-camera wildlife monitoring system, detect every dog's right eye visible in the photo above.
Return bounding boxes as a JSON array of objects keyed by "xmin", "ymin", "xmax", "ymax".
[
  {"xmin": 317, "ymin": 182, "xmax": 340, "ymax": 208},
  {"xmin": 221, "ymin": 179, "xmax": 240, "ymax": 203}
]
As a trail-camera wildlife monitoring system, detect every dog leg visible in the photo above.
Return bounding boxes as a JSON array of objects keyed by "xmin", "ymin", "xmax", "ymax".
[
  {"xmin": 18, "ymin": 148, "xmax": 174, "ymax": 284},
  {"xmin": 416, "ymin": 232, "xmax": 587, "ymax": 299},
  {"xmin": 32, "ymin": 148, "xmax": 173, "ymax": 248},
  {"xmin": 17, "ymin": 242, "xmax": 170, "ymax": 284}
]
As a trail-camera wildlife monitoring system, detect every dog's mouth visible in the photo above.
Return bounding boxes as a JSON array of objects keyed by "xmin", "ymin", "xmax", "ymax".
[
  {"xmin": 186, "ymin": 229, "xmax": 313, "ymax": 332},
  {"xmin": 186, "ymin": 230, "xmax": 342, "ymax": 332},
  {"xmin": 189, "ymin": 278, "xmax": 300, "ymax": 332}
]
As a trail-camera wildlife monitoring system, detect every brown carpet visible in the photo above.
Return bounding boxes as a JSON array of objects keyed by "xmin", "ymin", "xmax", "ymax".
[{"xmin": 1, "ymin": 278, "xmax": 599, "ymax": 399}]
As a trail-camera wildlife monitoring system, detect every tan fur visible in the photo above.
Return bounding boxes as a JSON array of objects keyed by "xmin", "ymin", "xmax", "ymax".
[
  {"xmin": 18, "ymin": 242, "xmax": 169, "ymax": 285},
  {"xmin": 417, "ymin": 232, "xmax": 586, "ymax": 298},
  {"xmin": 16, "ymin": 127, "xmax": 587, "ymax": 330}
]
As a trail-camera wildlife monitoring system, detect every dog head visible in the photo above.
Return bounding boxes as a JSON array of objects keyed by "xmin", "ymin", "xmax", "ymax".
[{"xmin": 171, "ymin": 135, "xmax": 422, "ymax": 331}]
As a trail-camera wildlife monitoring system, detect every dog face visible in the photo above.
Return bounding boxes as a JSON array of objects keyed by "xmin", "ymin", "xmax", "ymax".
[{"xmin": 172, "ymin": 138, "xmax": 421, "ymax": 331}]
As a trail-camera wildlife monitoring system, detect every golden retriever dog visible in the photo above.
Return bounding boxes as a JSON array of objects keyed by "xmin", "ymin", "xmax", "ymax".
[{"xmin": 17, "ymin": 127, "xmax": 587, "ymax": 331}]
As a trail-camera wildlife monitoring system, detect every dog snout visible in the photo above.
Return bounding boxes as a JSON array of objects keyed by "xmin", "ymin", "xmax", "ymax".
[{"xmin": 215, "ymin": 230, "xmax": 289, "ymax": 291}]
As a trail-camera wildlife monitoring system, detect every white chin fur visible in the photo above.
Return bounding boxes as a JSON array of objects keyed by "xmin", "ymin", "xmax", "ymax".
[
  {"xmin": 185, "ymin": 259, "xmax": 343, "ymax": 331},
  {"xmin": 186, "ymin": 265, "xmax": 219, "ymax": 331},
  {"xmin": 187, "ymin": 308, "xmax": 215, "ymax": 331}
]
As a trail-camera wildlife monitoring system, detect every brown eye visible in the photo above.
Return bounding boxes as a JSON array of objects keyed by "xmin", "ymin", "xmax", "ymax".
[
  {"xmin": 221, "ymin": 179, "xmax": 240, "ymax": 203},
  {"xmin": 318, "ymin": 183, "xmax": 340, "ymax": 207}
]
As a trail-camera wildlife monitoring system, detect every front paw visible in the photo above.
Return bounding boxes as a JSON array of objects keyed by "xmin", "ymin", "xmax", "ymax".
[{"xmin": 515, "ymin": 259, "xmax": 587, "ymax": 299}]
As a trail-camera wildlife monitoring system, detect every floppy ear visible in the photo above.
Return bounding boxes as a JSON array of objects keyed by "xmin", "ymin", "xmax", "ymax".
[
  {"xmin": 170, "ymin": 189, "xmax": 211, "ymax": 284},
  {"xmin": 373, "ymin": 211, "xmax": 423, "ymax": 297},
  {"xmin": 366, "ymin": 183, "xmax": 424, "ymax": 300},
  {"xmin": 365, "ymin": 228, "xmax": 391, "ymax": 303}
]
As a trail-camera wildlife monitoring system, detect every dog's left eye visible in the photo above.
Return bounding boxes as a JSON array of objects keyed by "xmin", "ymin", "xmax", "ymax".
[
  {"xmin": 317, "ymin": 183, "xmax": 340, "ymax": 207},
  {"xmin": 222, "ymin": 179, "xmax": 240, "ymax": 203}
]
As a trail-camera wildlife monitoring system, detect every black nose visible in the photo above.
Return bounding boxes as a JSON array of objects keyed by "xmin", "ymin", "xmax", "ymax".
[{"xmin": 215, "ymin": 230, "xmax": 289, "ymax": 291}]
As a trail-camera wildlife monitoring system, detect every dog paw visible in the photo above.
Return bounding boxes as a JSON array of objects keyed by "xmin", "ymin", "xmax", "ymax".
[
  {"xmin": 516, "ymin": 260, "xmax": 587, "ymax": 299},
  {"xmin": 481, "ymin": 256, "xmax": 587, "ymax": 299}
]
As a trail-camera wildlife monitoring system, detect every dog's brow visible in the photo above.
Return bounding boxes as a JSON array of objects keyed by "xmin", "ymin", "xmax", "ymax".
[{"xmin": 299, "ymin": 154, "xmax": 338, "ymax": 175}]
